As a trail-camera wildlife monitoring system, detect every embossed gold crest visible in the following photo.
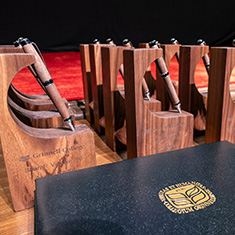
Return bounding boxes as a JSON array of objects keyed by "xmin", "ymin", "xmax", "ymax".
[{"xmin": 159, "ymin": 181, "xmax": 216, "ymax": 214}]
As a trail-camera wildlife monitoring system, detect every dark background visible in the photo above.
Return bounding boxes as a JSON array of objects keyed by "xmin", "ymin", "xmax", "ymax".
[{"xmin": 1, "ymin": 0, "xmax": 234, "ymax": 52}]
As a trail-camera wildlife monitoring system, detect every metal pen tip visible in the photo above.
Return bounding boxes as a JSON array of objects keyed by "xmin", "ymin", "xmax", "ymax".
[
  {"xmin": 175, "ymin": 103, "xmax": 182, "ymax": 113},
  {"xmin": 145, "ymin": 91, "xmax": 151, "ymax": 100},
  {"xmin": 64, "ymin": 116, "xmax": 75, "ymax": 131}
]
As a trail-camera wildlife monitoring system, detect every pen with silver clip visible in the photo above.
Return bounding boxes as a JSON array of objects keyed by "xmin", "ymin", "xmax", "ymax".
[
  {"xmin": 14, "ymin": 37, "xmax": 48, "ymax": 95},
  {"xmin": 18, "ymin": 38, "xmax": 75, "ymax": 131},
  {"xmin": 197, "ymin": 39, "xmax": 210, "ymax": 75},
  {"xmin": 170, "ymin": 38, "xmax": 180, "ymax": 63},
  {"xmin": 122, "ymin": 38, "xmax": 151, "ymax": 100},
  {"xmin": 149, "ymin": 39, "xmax": 182, "ymax": 113}
]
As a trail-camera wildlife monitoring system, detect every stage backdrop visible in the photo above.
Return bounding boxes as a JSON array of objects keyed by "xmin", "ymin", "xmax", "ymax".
[{"xmin": 1, "ymin": 0, "xmax": 235, "ymax": 52}]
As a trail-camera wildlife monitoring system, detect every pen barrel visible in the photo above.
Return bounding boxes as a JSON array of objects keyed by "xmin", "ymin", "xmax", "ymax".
[
  {"xmin": 142, "ymin": 79, "xmax": 149, "ymax": 96},
  {"xmin": 22, "ymin": 43, "xmax": 71, "ymax": 121},
  {"xmin": 175, "ymin": 52, "xmax": 180, "ymax": 63},
  {"xmin": 163, "ymin": 75, "xmax": 180, "ymax": 105},
  {"xmin": 202, "ymin": 54, "xmax": 210, "ymax": 74},
  {"xmin": 155, "ymin": 57, "xmax": 180, "ymax": 105},
  {"xmin": 119, "ymin": 63, "xmax": 124, "ymax": 78}
]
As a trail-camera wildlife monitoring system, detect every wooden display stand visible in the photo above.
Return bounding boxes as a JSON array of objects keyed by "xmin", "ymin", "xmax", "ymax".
[
  {"xmin": 0, "ymin": 53, "xmax": 96, "ymax": 211},
  {"xmin": 80, "ymin": 44, "xmax": 93, "ymax": 123},
  {"xmin": 123, "ymin": 48, "xmax": 193, "ymax": 159},
  {"xmin": 179, "ymin": 45, "xmax": 209, "ymax": 131},
  {"xmin": 205, "ymin": 47, "xmax": 235, "ymax": 143},
  {"xmin": 101, "ymin": 46, "xmax": 161, "ymax": 152}
]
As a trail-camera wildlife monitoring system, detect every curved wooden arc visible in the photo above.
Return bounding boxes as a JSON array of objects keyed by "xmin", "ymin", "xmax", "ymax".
[{"xmin": 124, "ymin": 48, "xmax": 193, "ymax": 158}]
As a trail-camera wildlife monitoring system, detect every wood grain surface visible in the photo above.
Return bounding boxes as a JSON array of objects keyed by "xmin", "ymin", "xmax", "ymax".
[
  {"xmin": 0, "ymin": 119, "xmax": 122, "ymax": 235},
  {"xmin": 205, "ymin": 47, "xmax": 235, "ymax": 143}
]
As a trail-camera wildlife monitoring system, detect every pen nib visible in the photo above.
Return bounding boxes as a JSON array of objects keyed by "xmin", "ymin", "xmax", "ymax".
[
  {"xmin": 64, "ymin": 116, "xmax": 76, "ymax": 131},
  {"xmin": 145, "ymin": 91, "xmax": 151, "ymax": 101},
  {"xmin": 175, "ymin": 103, "xmax": 182, "ymax": 113}
]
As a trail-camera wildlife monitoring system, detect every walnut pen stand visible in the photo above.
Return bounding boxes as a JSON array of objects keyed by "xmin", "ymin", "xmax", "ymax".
[
  {"xmin": 0, "ymin": 53, "xmax": 96, "ymax": 211},
  {"xmin": 179, "ymin": 45, "xmax": 209, "ymax": 131},
  {"xmin": 205, "ymin": 47, "xmax": 235, "ymax": 144},
  {"xmin": 101, "ymin": 46, "xmax": 161, "ymax": 152},
  {"xmin": 123, "ymin": 48, "xmax": 193, "ymax": 159}
]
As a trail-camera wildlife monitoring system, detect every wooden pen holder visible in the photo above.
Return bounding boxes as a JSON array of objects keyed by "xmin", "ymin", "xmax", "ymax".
[
  {"xmin": 0, "ymin": 53, "xmax": 96, "ymax": 211},
  {"xmin": 123, "ymin": 48, "xmax": 193, "ymax": 159},
  {"xmin": 179, "ymin": 45, "xmax": 209, "ymax": 131},
  {"xmin": 205, "ymin": 47, "xmax": 235, "ymax": 144}
]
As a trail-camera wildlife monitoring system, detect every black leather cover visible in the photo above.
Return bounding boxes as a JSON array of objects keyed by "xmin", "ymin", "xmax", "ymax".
[{"xmin": 34, "ymin": 141, "xmax": 235, "ymax": 234}]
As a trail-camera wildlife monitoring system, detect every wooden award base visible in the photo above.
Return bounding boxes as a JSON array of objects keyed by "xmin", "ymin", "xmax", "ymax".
[
  {"xmin": 124, "ymin": 48, "xmax": 193, "ymax": 159},
  {"xmin": 0, "ymin": 53, "xmax": 96, "ymax": 211}
]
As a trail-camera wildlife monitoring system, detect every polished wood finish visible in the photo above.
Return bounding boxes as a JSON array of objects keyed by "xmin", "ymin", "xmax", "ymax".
[
  {"xmin": 205, "ymin": 47, "xmax": 235, "ymax": 143},
  {"xmin": 179, "ymin": 45, "xmax": 209, "ymax": 131},
  {"xmin": 123, "ymin": 48, "xmax": 193, "ymax": 159},
  {"xmin": 101, "ymin": 46, "xmax": 126, "ymax": 151},
  {"xmin": 89, "ymin": 44, "xmax": 112, "ymax": 133},
  {"xmin": 0, "ymin": 53, "xmax": 96, "ymax": 211},
  {"xmin": 0, "ymin": 119, "xmax": 121, "ymax": 235},
  {"xmin": 80, "ymin": 44, "xmax": 93, "ymax": 123}
]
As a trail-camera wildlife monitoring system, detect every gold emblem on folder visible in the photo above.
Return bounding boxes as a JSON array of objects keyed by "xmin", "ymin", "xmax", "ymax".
[{"xmin": 159, "ymin": 181, "xmax": 216, "ymax": 214}]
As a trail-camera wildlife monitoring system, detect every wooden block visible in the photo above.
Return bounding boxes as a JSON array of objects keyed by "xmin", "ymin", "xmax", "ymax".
[
  {"xmin": 179, "ymin": 45, "xmax": 209, "ymax": 131},
  {"xmin": 80, "ymin": 44, "xmax": 93, "ymax": 123},
  {"xmin": 101, "ymin": 46, "xmax": 126, "ymax": 151},
  {"xmin": 89, "ymin": 44, "xmax": 107, "ymax": 134},
  {"xmin": 0, "ymin": 53, "xmax": 96, "ymax": 211},
  {"xmin": 123, "ymin": 48, "xmax": 193, "ymax": 159},
  {"xmin": 205, "ymin": 47, "xmax": 235, "ymax": 143}
]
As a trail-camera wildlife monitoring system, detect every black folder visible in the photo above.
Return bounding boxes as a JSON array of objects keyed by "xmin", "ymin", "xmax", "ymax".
[{"xmin": 34, "ymin": 141, "xmax": 235, "ymax": 235}]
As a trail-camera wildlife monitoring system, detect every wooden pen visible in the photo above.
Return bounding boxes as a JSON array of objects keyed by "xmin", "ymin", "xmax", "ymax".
[
  {"xmin": 14, "ymin": 38, "xmax": 48, "ymax": 95},
  {"xmin": 122, "ymin": 38, "xmax": 151, "ymax": 100},
  {"xmin": 19, "ymin": 38, "xmax": 75, "ymax": 131},
  {"xmin": 149, "ymin": 39, "xmax": 182, "ymax": 113},
  {"xmin": 197, "ymin": 39, "xmax": 210, "ymax": 75},
  {"xmin": 170, "ymin": 38, "xmax": 180, "ymax": 62}
]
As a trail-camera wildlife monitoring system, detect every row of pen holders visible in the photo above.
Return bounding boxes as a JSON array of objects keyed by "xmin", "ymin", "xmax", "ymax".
[{"xmin": 80, "ymin": 42, "xmax": 235, "ymax": 158}]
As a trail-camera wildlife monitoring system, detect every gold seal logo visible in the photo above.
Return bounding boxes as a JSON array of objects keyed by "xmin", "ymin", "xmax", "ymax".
[{"xmin": 159, "ymin": 181, "xmax": 216, "ymax": 214}]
